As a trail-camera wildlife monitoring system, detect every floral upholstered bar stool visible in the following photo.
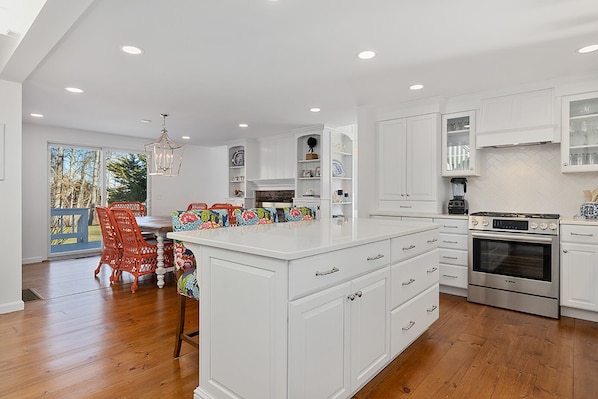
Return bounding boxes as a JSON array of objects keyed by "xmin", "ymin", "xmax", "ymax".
[
  {"xmin": 171, "ymin": 208, "xmax": 229, "ymax": 358},
  {"xmin": 283, "ymin": 205, "xmax": 317, "ymax": 221},
  {"xmin": 233, "ymin": 207, "xmax": 278, "ymax": 225}
]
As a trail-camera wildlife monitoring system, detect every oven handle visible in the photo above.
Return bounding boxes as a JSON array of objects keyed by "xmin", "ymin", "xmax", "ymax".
[{"xmin": 470, "ymin": 231, "xmax": 555, "ymax": 244}]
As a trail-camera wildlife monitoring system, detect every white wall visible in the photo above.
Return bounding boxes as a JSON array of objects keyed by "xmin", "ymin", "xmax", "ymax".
[
  {"xmin": 22, "ymin": 123, "xmax": 227, "ymax": 264},
  {"xmin": 0, "ymin": 79, "xmax": 23, "ymax": 314}
]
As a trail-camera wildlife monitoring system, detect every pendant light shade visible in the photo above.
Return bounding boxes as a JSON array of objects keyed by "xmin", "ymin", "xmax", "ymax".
[{"xmin": 144, "ymin": 114, "xmax": 184, "ymax": 176}]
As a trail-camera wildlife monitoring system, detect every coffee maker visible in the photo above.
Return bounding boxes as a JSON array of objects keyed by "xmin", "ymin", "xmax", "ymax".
[{"xmin": 448, "ymin": 178, "xmax": 468, "ymax": 215}]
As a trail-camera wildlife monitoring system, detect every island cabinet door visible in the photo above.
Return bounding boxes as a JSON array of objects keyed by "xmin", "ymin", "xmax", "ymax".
[
  {"xmin": 289, "ymin": 282, "xmax": 352, "ymax": 399},
  {"xmin": 349, "ymin": 267, "xmax": 391, "ymax": 393}
]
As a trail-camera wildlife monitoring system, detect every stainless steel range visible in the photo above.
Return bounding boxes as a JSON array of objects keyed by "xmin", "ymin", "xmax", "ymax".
[{"xmin": 468, "ymin": 211, "xmax": 560, "ymax": 318}]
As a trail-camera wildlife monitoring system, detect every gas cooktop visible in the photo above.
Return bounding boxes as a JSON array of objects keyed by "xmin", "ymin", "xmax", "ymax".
[{"xmin": 470, "ymin": 211, "xmax": 560, "ymax": 220}]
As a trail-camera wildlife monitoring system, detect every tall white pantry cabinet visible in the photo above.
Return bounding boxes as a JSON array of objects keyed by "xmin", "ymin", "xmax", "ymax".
[{"xmin": 377, "ymin": 113, "xmax": 444, "ymax": 214}]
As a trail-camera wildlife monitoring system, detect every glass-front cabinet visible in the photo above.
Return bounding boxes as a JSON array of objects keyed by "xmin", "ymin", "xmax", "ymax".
[
  {"xmin": 441, "ymin": 111, "xmax": 479, "ymax": 176},
  {"xmin": 562, "ymin": 91, "xmax": 598, "ymax": 173}
]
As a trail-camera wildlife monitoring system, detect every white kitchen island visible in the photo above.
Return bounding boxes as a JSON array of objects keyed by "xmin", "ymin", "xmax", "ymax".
[{"xmin": 168, "ymin": 217, "xmax": 440, "ymax": 399}]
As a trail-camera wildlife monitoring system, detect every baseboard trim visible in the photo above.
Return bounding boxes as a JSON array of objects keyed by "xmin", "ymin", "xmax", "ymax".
[{"xmin": 0, "ymin": 300, "xmax": 25, "ymax": 314}]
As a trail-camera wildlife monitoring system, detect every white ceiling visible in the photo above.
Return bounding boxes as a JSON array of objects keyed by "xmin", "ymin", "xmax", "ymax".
[{"xmin": 4, "ymin": 0, "xmax": 598, "ymax": 146}]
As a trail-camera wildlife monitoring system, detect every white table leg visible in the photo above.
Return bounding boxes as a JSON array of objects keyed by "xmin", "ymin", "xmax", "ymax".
[{"xmin": 155, "ymin": 231, "xmax": 166, "ymax": 288}]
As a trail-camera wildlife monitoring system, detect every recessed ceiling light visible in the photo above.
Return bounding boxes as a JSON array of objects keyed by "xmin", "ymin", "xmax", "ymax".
[
  {"xmin": 578, "ymin": 44, "xmax": 598, "ymax": 54},
  {"xmin": 65, "ymin": 87, "xmax": 84, "ymax": 93},
  {"xmin": 181, "ymin": 136, "xmax": 191, "ymax": 140},
  {"xmin": 30, "ymin": 113, "xmax": 44, "ymax": 118},
  {"xmin": 310, "ymin": 107, "xmax": 321, "ymax": 113},
  {"xmin": 357, "ymin": 50, "xmax": 376, "ymax": 60},
  {"xmin": 121, "ymin": 45, "xmax": 144, "ymax": 55},
  {"xmin": 239, "ymin": 123, "xmax": 249, "ymax": 128},
  {"xmin": 409, "ymin": 84, "xmax": 424, "ymax": 90},
  {"xmin": 141, "ymin": 119, "xmax": 152, "ymax": 123}
]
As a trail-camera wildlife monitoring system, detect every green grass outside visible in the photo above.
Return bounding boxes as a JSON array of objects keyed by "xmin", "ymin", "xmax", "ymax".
[{"xmin": 51, "ymin": 225, "xmax": 101, "ymax": 245}]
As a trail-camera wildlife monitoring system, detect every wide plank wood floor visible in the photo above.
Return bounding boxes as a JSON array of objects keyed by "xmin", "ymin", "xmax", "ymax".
[{"xmin": 1, "ymin": 257, "xmax": 596, "ymax": 398}]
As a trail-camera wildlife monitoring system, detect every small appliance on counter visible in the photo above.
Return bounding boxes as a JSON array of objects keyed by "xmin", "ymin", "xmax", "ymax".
[{"xmin": 448, "ymin": 178, "xmax": 468, "ymax": 214}]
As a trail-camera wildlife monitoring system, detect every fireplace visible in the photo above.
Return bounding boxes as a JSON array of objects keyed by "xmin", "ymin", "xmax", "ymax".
[{"xmin": 255, "ymin": 190, "xmax": 294, "ymax": 221}]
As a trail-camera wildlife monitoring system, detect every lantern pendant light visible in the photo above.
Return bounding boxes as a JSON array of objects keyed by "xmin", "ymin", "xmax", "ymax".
[{"xmin": 144, "ymin": 113, "xmax": 184, "ymax": 176}]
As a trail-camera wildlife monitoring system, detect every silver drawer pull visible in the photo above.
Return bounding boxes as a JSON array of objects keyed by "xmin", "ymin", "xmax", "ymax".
[
  {"xmin": 442, "ymin": 240, "xmax": 458, "ymax": 244},
  {"xmin": 427, "ymin": 238, "xmax": 438, "ymax": 243},
  {"xmin": 427, "ymin": 305, "xmax": 438, "ymax": 313},
  {"xmin": 399, "ymin": 205, "xmax": 412, "ymax": 208},
  {"xmin": 443, "ymin": 225, "xmax": 459, "ymax": 228},
  {"xmin": 315, "ymin": 267, "xmax": 339, "ymax": 276},
  {"xmin": 442, "ymin": 274, "xmax": 458, "ymax": 278},
  {"xmin": 402, "ymin": 244, "xmax": 416, "ymax": 251},
  {"xmin": 427, "ymin": 267, "xmax": 438, "ymax": 274},
  {"xmin": 402, "ymin": 278, "xmax": 416, "ymax": 286},
  {"xmin": 442, "ymin": 256, "xmax": 458, "ymax": 260},
  {"xmin": 367, "ymin": 254, "xmax": 385, "ymax": 261},
  {"xmin": 402, "ymin": 321, "xmax": 416, "ymax": 331},
  {"xmin": 571, "ymin": 232, "xmax": 594, "ymax": 237}
]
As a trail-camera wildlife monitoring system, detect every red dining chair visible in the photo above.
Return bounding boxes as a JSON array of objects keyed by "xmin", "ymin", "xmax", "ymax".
[
  {"xmin": 94, "ymin": 206, "xmax": 123, "ymax": 283},
  {"xmin": 186, "ymin": 202, "xmax": 208, "ymax": 211},
  {"xmin": 111, "ymin": 208, "xmax": 174, "ymax": 293},
  {"xmin": 209, "ymin": 203, "xmax": 242, "ymax": 225},
  {"xmin": 109, "ymin": 201, "xmax": 147, "ymax": 217}
]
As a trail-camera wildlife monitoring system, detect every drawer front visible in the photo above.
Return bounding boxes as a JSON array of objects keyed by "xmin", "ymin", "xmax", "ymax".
[
  {"xmin": 433, "ymin": 218, "xmax": 468, "ymax": 234},
  {"xmin": 438, "ymin": 233, "xmax": 468, "ymax": 250},
  {"xmin": 391, "ymin": 229, "xmax": 439, "ymax": 263},
  {"xmin": 439, "ymin": 264, "xmax": 468, "ymax": 288},
  {"xmin": 438, "ymin": 248, "xmax": 467, "ymax": 266},
  {"xmin": 390, "ymin": 284, "xmax": 439, "ymax": 358},
  {"xmin": 402, "ymin": 217, "xmax": 433, "ymax": 223},
  {"xmin": 289, "ymin": 241, "xmax": 390, "ymax": 300},
  {"xmin": 561, "ymin": 224, "xmax": 598, "ymax": 245},
  {"xmin": 391, "ymin": 250, "xmax": 439, "ymax": 308}
]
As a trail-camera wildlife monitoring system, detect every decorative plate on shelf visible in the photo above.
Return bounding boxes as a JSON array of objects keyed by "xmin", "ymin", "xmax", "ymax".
[
  {"xmin": 332, "ymin": 159, "xmax": 345, "ymax": 177},
  {"xmin": 231, "ymin": 149, "xmax": 245, "ymax": 166}
]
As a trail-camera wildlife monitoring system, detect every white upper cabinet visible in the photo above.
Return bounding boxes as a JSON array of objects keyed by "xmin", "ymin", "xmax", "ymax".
[
  {"xmin": 377, "ymin": 113, "xmax": 444, "ymax": 213},
  {"xmin": 441, "ymin": 111, "xmax": 479, "ymax": 176},
  {"xmin": 561, "ymin": 91, "xmax": 598, "ymax": 173},
  {"xmin": 477, "ymin": 88, "xmax": 557, "ymax": 147}
]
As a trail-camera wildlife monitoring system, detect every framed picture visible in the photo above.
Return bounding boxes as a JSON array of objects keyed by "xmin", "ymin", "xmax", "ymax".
[
  {"xmin": 315, "ymin": 166, "xmax": 321, "ymax": 177},
  {"xmin": 302, "ymin": 169, "xmax": 312, "ymax": 178}
]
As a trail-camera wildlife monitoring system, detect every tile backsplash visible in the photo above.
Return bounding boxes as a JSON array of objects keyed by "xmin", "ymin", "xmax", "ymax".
[{"xmin": 463, "ymin": 143, "xmax": 598, "ymax": 218}]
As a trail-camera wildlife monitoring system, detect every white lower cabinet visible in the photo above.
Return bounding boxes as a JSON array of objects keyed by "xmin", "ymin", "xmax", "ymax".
[
  {"xmin": 560, "ymin": 224, "xmax": 598, "ymax": 313},
  {"xmin": 391, "ymin": 284, "xmax": 439, "ymax": 357},
  {"xmin": 289, "ymin": 267, "xmax": 390, "ymax": 398},
  {"xmin": 434, "ymin": 217, "xmax": 468, "ymax": 292}
]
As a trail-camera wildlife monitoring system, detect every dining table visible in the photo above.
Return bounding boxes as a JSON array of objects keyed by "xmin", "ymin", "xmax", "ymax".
[{"xmin": 136, "ymin": 215, "xmax": 173, "ymax": 289}]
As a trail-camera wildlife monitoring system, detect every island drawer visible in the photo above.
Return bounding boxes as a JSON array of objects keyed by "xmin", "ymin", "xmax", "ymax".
[
  {"xmin": 390, "ymin": 284, "xmax": 439, "ymax": 358},
  {"xmin": 391, "ymin": 229, "xmax": 439, "ymax": 263},
  {"xmin": 289, "ymin": 240, "xmax": 390, "ymax": 300},
  {"xmin": 391, "ymin": 249, "xmax": 439, "ymax": 308}
]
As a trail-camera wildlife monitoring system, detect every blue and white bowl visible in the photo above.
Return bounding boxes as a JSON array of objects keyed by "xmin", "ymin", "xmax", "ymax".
[{"xmin": 580, "ymin": 202, "xmax": 598, "ymax": 218}]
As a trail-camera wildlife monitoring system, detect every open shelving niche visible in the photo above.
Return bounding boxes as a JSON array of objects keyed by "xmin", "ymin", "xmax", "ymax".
[{"xmin": 293, "ymin": 125, "xmax": 355, "ymax": 219}]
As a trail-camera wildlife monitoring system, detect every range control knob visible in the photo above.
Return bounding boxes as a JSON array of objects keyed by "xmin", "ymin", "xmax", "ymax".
[
  {"xmin": 471, "ymin": 218, "xmax": 478, "ymax": 226},
  {"xmin": 530, "ymin": 222, "xmax": 538, "ymax": 230},
  {"xmin": 549, "ymin": 223, "xmax": 558, "ymax": 231},
  {"xmin": 482, "ymin": 219, "xmax": 490, "ymax": 227},
  {"xmin": 540, "ymin": 223, "xmax": 548, "ymax": 230}
]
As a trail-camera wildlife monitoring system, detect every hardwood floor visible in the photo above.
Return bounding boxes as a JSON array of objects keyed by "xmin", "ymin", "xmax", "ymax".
[{"xmin": 2, "ymin": 257, "xmax": 596, "ymax": 398}]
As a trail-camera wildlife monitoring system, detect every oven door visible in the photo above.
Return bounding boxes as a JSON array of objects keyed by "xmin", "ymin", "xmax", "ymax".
[{"xmin": 468, "ymin": 231, "xmax": 559, "ymax": 299}]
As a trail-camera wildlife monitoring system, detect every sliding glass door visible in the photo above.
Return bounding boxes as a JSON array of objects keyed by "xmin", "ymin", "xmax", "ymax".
[{"xmin": 49, "ymin": 144, "xmax": 147, "ymax": 256}]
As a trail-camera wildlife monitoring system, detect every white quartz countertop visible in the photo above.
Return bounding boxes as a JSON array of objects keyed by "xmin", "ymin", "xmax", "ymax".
[
  {"xmin": 560, "ymin": 217, "xmax": 598, "ymax": 226},
  {"xmin": 167, "ymin": 217, "xmax": 438, "ymax": 260}
]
